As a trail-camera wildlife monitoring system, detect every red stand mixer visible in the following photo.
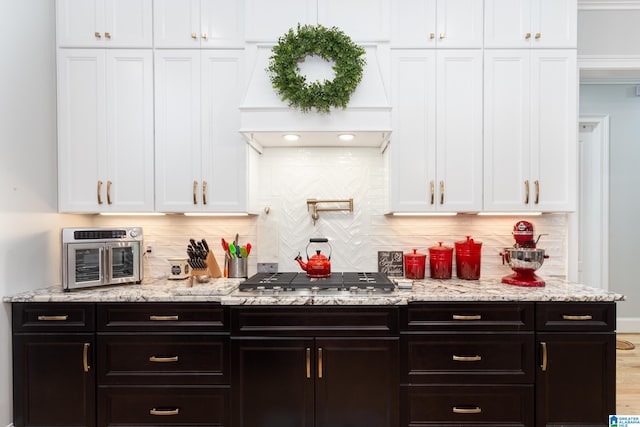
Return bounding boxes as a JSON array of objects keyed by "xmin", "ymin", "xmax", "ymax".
[{"xmin": 501, "ymin": 221, "xmax": 549, "ymax": 287}]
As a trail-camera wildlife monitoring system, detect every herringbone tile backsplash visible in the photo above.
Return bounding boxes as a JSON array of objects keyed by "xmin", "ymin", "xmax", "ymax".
[{"xmin": 96, "ymin": 147, "xmax": 568, "ymax": 280}]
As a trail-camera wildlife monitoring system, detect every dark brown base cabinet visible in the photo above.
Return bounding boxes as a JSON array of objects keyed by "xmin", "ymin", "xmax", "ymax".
[
  {"xmin": 12, "ymin": 301, "xmax": 616, "ymax": 427},
  {"xmin": 12, "ymin": 303, "xmax": 96, "ymax": 427},
  {"xmin": 230, "ymin": 307, "xmax": 400, "ymax": 427}
]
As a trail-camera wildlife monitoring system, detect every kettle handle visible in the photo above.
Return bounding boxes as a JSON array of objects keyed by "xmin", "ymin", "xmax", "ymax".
[{"xmin": 306, "ymin": 238, "xmax": 332, "ymax": 260}]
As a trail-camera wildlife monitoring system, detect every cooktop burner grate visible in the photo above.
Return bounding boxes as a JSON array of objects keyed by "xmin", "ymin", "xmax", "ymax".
[{"xmin": 238, "ymin": 272, "xmax": 394, "ymax": 293}]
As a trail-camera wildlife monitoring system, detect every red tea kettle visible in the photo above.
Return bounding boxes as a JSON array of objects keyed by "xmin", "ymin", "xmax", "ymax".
[{"xmin": 294, "ymin": 238, "xmax": 332, "ymax": 278}]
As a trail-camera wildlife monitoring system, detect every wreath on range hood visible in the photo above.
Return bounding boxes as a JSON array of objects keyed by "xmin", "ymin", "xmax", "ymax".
[{"xmin": 267, "ymin": 24, "xmax": 366, "ymax": 114}]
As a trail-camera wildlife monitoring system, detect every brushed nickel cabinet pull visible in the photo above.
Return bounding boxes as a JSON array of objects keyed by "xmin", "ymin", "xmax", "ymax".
[
  {"xmin": 37, "ymin": 315, "xmax": 69, "ymax": 321},
  {"xmin": 534, "ymin": 180, "xmax": 539, "ymax": 204},
  {"xmin": 562, "ymin": 314, "xmax": 593, "ymax": 321},
  {"xmin": 193, "ymin": 180, "xmax": 198, "ymax": 205},
  {"xmin": 105, "ymin": 32, "xmax": 111, "ymax": 39},
  {"xmin": 149, "ymin": 315, "xmax": 179, "ymax": 321},
  {"xmin": 107, "ymin": 180, "xmax": 112, "ymax": 205},
  {"xmin": 452, "ymin": 355, "xmax": 482, "ymax": 362},
  {"xmin": 452, "ymin": 314, "xmax": 481, "ymax": 321},
  {"xmin": 430, "ymin": 181, "xmax": 435, "ymax": 205},
  {"xmin": 149, "ymin": 356, "xmax": 179, "ymax": 363},
  {"xmin": 97, "ymin": 180, "xmax": 103, "ymax": 204},
  {"xmin": 95, "ymin": 32, "xmax": 102, "ymax": 39},
  {"xmin": 318, "ymin": 348, "xmax": 323, "ymax": 379},
  {"xmin": 540, "ymin": 341, "xmax": 548, "ymax": 372},
  {"xmin": 524, "ymin": 180, "xmax": 530, "ymax": 204},
  {"xmin": 439, "ymin": 180, "xmax": 444, "ymax": 205},
  {"xmin": 202, "ymin": 180, "xmax": 207, "ymax": 205},
  {"xmin": 306, "ymin": 348, "xmax": 311, "ymax": 379},
  {"xmin": 453, "ymin": 406, "xmax": 481, "ymax": 414},
  {"xmin": 83, "ymin": 343, "xmax": 90, "ymax": 372},
  {"xmin": 150, "ymin": 408, "xmax": 179, "ymax": 416}
]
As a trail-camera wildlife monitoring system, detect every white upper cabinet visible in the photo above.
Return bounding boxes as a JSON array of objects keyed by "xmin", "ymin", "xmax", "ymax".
[
  {"xmin": 391, "ymin": 0, "xmax": 483, "ymax": 48},
  {"xmin": 245, "ymin": 0, "xmax": 389, "ymax": 42},
  {"xmin": 484, "ymin": 0, "xmax": 577, "ymax": 48},
  {"xmin": 154, "ymin": 50, "xmax": 249, "ymax": 213},
  {"xmin": 483, "ymin": 49, "xmax": 577, "ymax": 212},
  {"xmin": 57, "ymin": 50, "xmax": 154, "ymax": 213},
  {"xmin": 56, "ymin": 0, "xmax": 152, "ymax": 48},
  {"xmin": 390, "ymin": 49, "xmax": 483, "ymax": 212},
  {"xmin": 154, "ymin": 0, "xmax": 244, "ymax": 48}
]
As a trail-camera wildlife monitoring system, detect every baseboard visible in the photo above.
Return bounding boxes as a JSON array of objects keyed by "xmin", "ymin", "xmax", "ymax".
[{"xmin": 617, "ymin": 317, "xmax": 640, "ymax": 333}]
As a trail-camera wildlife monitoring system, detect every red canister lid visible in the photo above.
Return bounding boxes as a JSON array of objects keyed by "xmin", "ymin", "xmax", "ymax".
[
  {"xmin": 405, "ymin": 248, "xmax": 426, "ymax": 258},
  {"xmin": 429, "ymin": 242, "xmax": 452, "ymax": 252}
]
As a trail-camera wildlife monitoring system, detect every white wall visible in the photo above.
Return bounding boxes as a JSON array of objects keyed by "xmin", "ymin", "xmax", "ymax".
[{"xmin": 0, "ymin": 1, "xmax": 69, "ymax": 424}]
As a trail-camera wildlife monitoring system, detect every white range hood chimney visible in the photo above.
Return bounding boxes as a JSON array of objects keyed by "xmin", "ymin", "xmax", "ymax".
[{"xmin": 240, "ymin": 44, "xmax": 392, "ymax": 152}]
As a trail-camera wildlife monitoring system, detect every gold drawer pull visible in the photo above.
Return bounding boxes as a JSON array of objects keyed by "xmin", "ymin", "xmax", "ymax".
[
  {"xmin": 149, "ymin": 356, "xmax": 179, "ymax": 363},
  {"xmin": 150, "ymin": 408, "xmax": 179, "ymax": 416},
  {"xmin": 452, "ymin": 314, "xmax": 481, "ymax": 321},
  {"xmin": 306, "ymin": 348, "xmax": 311, "ymax": 379},
  {"xmin": 540, "ymin": 341, "xmax": 548, "ymax": 372},
  {"xmin": 37, "ymin": 315, "xmax": 69, "ymax": 321},
  {"xmin": 149, "ymin": 315, "xmax": 179, "ymax": 321},
  {"xmin": 83, "ymin": 343, "xmax": 91, "ymax": 372},
  {"xmin": 318, "ymin": 347, "xmax": 323, "ymax": 379},
  {"xmin": 453, "ymin": 406, "xmax": 482, "ymax": 414},
  {"xmin": 452, "ymin": 355, "xmax": 481, "ymax": 362},
  {"xmin": 562, "ymin": 314, "xmax": 593, "ymax": 321}
]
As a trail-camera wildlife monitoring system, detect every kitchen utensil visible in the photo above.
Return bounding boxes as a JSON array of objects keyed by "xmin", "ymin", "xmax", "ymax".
[
  {"xmin": 455, "ymin": 236, "xmax": 482, "ymax": 280},
  {"xmin": 246, "ymin": 242, "xmax": 252, "ymax": 255},
  {"xmin": 228, "ymin": 256, "xmax": 248, "ymax": 278},
  {"xmin": 294, "ymin": 238, "xmax": 332, "ymax": 278},
  {"xmin": 240, "ymin": 246, "xmax": 248, "ymax": 258},
  {"xmin": 229, "ymin": 242, "xmax": 237, "ymax": 259},
  {"xmin": 429, "ymin": 242, "xmax": 453, "ymax": 279},
  {"xmin": 404, "ymin": 249, "xmax": 426, "ymax": 280}
]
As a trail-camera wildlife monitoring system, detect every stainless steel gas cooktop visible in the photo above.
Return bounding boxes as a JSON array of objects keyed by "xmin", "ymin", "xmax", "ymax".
[{"xmin": 236, "ymin": 272, "xmax": 396, "ymax": 296}]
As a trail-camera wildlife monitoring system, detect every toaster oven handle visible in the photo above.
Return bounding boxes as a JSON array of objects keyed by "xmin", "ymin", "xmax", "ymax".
[{"xmin": 102, "ymin": 246, "xmax": 109, "ymax": 284}]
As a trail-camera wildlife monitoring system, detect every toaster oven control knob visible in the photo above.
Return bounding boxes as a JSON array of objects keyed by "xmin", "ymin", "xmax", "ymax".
[{"xmin": 129, "ymin": 229, "xmax": 140, "ymax": 238}]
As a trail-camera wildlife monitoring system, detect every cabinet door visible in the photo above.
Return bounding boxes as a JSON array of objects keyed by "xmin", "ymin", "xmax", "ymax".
[
  {"xmin": 154, "ymin": 50, "xmax": 203, "ymax": 212},
  {"xmin": 317, "ymin": 0, "xmax": 390, "ymax": 42},
  {"xmin": 105, "ymin": 50, "xmax": 154, "ymax": 212},
  {"xmin": 531, "ymin": 0, "xmax": 577, "ymax": 48},
  {"xmin": 536, "ymin": 333, "xmax": 615, "ymax": 427},
  {"xmin": 530, "ymin": 49, "xmax": 577, "ymax": 212},
  {"xmin": 153, "ymin": 0, "xmax": 201, "ymax": 48},
  {"xmin": 57, "ymin": 0, "xmax": 102, "ymax": 47},
  {"xmin": 389, "ymin": 50, "xmax": 436, "ymax": 212},
  {"xmin": 57, "ymin": 49, "xmax": 107, "ymax": 212},
  {"xmin": 484, "ymin": 0, "xmax": 530, "ymax": 48},
  {"xmin": 103, "ymin": 0, "xmax": 152, "ymax": 48},
  {"xmin": 483, "ymin": 50, "xmax": 531, "ymax": 211},
  {"xmin": 231, "ymin": 338, "xmax": 315, "ymax": 427},
  {"xmin": 13, "ymin": 334, "xmax": 96, "ymax": 427},
  {"xmin": 435, "ymin": 50, "xmax": 483, "ymax": 211},
  {"xmin": 436, "ymin": 0, "xmax": 483, "ymax": 48},
  {"xmin": 200, "ymin": 0, "xmax": 244, "ymax": 47},
  {"xmin": 315, "ymin": 338, "xmax": 399, "ymax": 427},
  {"xmin": 200, "ymin": 50, "xmax": 247, "ymax": 212},
  {"xmin": 391, "ymin": 0, "xmax": 436, "ymax": 47}
]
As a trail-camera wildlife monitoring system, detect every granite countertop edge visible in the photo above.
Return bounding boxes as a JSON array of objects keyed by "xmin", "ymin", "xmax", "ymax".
[{"xmin": 2, "ymin": 276, "xmax": 626, "ymax": 305}]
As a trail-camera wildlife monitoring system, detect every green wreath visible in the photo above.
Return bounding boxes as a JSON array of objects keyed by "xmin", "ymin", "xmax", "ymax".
[{"xmin": 267, "ymin": 24, "xmax": 366, "ymax": 114}]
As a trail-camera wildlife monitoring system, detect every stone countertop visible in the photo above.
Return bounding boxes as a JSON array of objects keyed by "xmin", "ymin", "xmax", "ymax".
[{"xmin": 3, "ymin": 275, "xmax": 625, "ymax": 305}]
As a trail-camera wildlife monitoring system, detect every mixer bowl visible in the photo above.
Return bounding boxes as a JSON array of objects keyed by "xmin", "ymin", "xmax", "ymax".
[{"xmin": 502, "ymin": 248, "xmax": 546, "ymax": 271}]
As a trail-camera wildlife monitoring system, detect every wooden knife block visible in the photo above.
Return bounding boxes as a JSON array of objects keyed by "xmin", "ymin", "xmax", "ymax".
[{"xmin": 190, "ymin": 252, "xmax": 222, "ymax": 279}]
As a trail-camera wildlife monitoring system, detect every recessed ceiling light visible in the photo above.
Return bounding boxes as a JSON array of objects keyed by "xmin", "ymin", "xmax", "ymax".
[
  {"xmin": 338, "ymin": 133, "xmax": 355, "ymax": 141},
  {"xmin": 283, "ymin": 134, "xmax": 300, "ymax": 141}
]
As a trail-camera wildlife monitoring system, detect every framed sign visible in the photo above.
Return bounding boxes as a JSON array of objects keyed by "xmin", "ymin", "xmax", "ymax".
[{"xmin": 378, "ymin": 251, "xmax": 404, "ymax": 276}]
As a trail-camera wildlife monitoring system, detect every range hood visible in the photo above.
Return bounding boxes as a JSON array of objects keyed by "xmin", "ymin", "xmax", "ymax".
[{"xmin": 240, "ymin": 44, "xmax": 392, "ymax": 152}]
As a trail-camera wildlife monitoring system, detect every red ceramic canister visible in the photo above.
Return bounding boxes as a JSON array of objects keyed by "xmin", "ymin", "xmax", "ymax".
[
  {"xmin": 404, "ymin": 249, "xmax": 426, "ymax": 280},
  {"xmin": 455, "ymin": 236, "xmax": 482, "ymax": 280},
  {"xmin": 429, "ymin": 242, "xmax": 453, "ymax": 279}
]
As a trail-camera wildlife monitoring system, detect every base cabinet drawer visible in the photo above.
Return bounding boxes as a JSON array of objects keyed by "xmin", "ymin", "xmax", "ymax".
[
  {"xmin": 98, "ymin": 386, "xmax": 229, "ymax": 426},
  {"xmin": 402, "ymin": 385, "xmax": 534, "ymax": 426},
  {"xmin": 97, "ymin": 334, "xmax": 228, "ymax": 385}
]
